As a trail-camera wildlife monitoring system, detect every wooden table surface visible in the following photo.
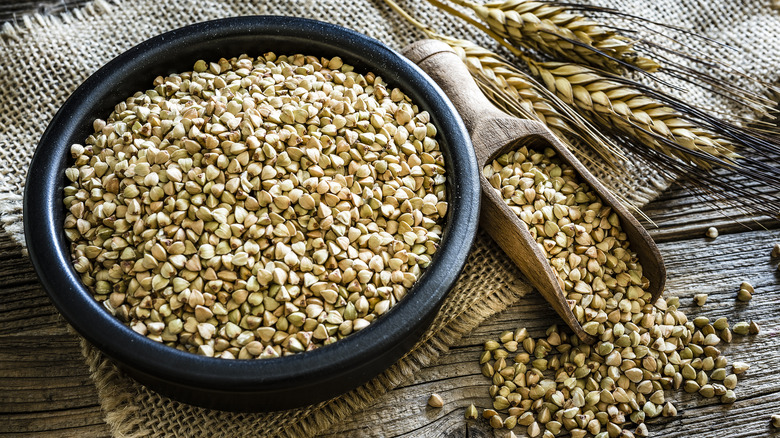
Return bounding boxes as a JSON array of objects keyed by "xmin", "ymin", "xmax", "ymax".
[{"xmin": 1, "ymin": 2, "xmax": 779, "ymax": 438}]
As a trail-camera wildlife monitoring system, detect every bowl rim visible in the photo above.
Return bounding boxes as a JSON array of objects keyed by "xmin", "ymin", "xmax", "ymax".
[{"xmin": 23, "ymin": 15, "xmax": 480, "ymax": 394}]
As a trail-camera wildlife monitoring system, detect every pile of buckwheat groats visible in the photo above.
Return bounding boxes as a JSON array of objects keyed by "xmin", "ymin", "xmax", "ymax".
[{"xmin": 63, "ymin": 53, "xmax": 448, "ymax": 359}]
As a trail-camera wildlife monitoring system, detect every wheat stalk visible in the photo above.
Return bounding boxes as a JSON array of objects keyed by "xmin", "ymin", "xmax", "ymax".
[
  {"xmin": 447, "ymin": 0, "xmax": 660, "ymax": 74},
  {"xmin": 386, "ymin": 0, "xmax": 780, "ymax": 215},
  {"xmin": 383, "ymin": 7, "xmax": 628, "ymax": 166},
  {"xmin": 525, "ymin": 58, "xmax": 780, "ymax": 213},
  {"xmin": 431, "ymin": 0, "xmax": 778, "ymax": 116},
  {"xmin": 440, "ymin": 35, "xmax": 624, "ymax": 162},
  {"xmin": 380, "ymin": 0, "xmax": 651, "ymax": 210},
  {"xmin": 525, "ymin": 59, "xmax": 741, "ymax": 169},
  {"xmin": 420, "ymin": 0, "xmax": 775, "ymax": 172}
]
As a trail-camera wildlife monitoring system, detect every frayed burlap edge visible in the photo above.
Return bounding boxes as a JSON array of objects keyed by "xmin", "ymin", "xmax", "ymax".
[
  {"xmin": 0, "ymin": 186, "xmax": 24, "ymax": 252},
  {"xmin": 0, "ymin": 0, "xmax": 117, "ymax": 247},
  {"xmin": 0, "ymin": 0, "xmax": 115, "ymax": 45},
  {"xmin": 78, "ymin": 232, "xmax": 532, "ymax": 438}
]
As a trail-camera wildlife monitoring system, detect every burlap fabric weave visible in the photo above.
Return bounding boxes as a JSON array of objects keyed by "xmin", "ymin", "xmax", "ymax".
[{"xmin": 1, "ymin": 0, "xmax": 778, "ymax": 436}]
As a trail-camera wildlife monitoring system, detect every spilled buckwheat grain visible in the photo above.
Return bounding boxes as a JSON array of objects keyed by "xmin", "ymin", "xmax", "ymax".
[{"xmin": 476, "ymin": 145, "xmax": 749, "ymax": 436}]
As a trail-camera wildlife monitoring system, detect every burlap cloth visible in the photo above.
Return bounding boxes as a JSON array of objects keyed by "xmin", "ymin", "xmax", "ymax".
[{"xmin": 1, "ymin": 0, "xmax": 778, "ymax": 436}]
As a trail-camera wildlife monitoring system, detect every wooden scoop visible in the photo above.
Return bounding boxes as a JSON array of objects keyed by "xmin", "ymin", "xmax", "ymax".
[{"xmin": 404, "ymin": 40, "xmax": 666, "ymax": 343}]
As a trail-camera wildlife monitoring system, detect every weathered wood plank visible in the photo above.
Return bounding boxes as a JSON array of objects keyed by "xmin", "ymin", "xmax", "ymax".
[
  {"xmin": 1, "ymin": 407, "xmax": 109, "ymax": 437},
  {"xmin": 0, "ymin": 229, "xmax": 108, "ymax": 436},
  {"xmin": 637, "ymin": 147, "xmax": 779, "ymax": 243},
  {"xmin": 0, "ymin": 335, "xmax": 100, "ymax": 412},
  {"xmin": 640, "ymin": 179, "xmax": 779, "ymax": 243},
  {"xmin": 0, "ymin": 332, "xmax": 109, "ymax": 436},
  {"xmin": 0, "ymin": 264, "xmax": 67, "ymax": 336}
]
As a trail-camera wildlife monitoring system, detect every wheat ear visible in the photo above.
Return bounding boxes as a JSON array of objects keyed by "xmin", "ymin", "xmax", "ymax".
[
  {"xmin": 526, "ymin": 60, "xmax": 742, "ymax": 167},
  {"xmin": 385, "ymin": 0, "xmax": 780, "ymax": 215},
  {"xmin": 439, "ymin": 36, "xmax": 624, "ymax": 162},
  {"xmin": 527, "ymin": 58, "xmax": 780, "ymax": 213},
  {"xmin": 448, "ymin": 0, "xmax": 660, "ymax": 74}
]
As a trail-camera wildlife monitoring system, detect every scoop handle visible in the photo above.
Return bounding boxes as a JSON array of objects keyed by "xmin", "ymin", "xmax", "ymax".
[
  {"xmin": 404, "ymin": 40, "xmax": 507, "ymax": 129},
  {"xmin": 404, "ymin": 39, "xmax": 595, "ymax": 343},
  {"xmin": 403, "ymin": 39, "xmax": 543, "ymax": 165}
]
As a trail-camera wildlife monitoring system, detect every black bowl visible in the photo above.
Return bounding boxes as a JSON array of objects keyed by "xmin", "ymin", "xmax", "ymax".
[{"xmin": 24, "ymin": 16, "xmax": 479, "ymax": 412}]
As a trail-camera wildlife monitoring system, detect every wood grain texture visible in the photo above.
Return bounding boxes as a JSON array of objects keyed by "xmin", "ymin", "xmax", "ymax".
[
  {"xmin": 0, "ymin": 232, "xmax": 110, "ymax": 437},
  {"xmin": 403, "ymin": 40, "xmax": 665, "ymax": 344},
  {"xmin": 642, "ymin": 178, "xmax": 779, "ymax": 243}
]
